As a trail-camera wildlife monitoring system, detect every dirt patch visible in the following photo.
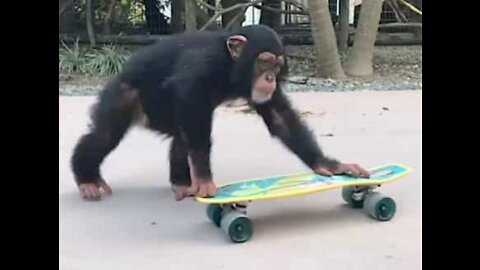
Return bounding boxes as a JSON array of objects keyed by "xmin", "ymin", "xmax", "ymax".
[{"xmin": 59, "ymin": 45, "xmax": 422, "ymax": 96}]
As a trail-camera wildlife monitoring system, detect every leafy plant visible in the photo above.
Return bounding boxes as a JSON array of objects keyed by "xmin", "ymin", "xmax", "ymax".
[
  {"xmin": 59, "ymin": 42, "xmax": 131, "ymax": 77},
  {"xmin": 59, "ymin": 40, "xmax": 89, "ymax": 74},
  {"xmin": 84, "ymin": 45, "xmax": 130, "ymax": 77}
]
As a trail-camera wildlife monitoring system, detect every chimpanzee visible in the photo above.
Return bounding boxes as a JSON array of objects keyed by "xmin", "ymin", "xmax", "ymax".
[{"xmin": 71, "ymin": 25, "xmax": 370, "ymax": 201}]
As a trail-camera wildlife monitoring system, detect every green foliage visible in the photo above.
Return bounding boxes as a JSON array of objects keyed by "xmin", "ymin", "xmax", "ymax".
[
  {"xmin": 128, "ymin": 0, "xmax": 146, "ymax": 24},
  {"xmin": 73, "ymin": 0, "xmax": 170, "ymax": 26},
  {"xmin": 59, "ymin": 40, "xmax": 89, "ymax": 74},
  {"xmin": 59, "ymin": 41, "xmax": 131, "ymax": 77},
  {"xmin": 85, "ymin": 45, "xmax": 130, "ymax": 76}
]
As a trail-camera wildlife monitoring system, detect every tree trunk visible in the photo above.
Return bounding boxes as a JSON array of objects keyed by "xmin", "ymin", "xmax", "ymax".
[
  {"xmin": 86, "ymin": 0, "xmax": 96, "ymax": 46},
  {"xmin": 103, "ymin": 0, "xmax": 117, "ymax": 34},
  {"xmin": 307, "ymin": 0, "xmax": 345, "ymax": 79},
  {"xmin": 185, "ymin": 0, "xmax": 197, "ymax": 31},
  {"xmin": 344, "ymin": 0, "xmax": 383, "ymax": 77},
  {"xmin": 171, "ymin": 0, "xmax": 184, "ymax": 33},
  {"xmin": 259, "ymin": 0, "xmax": 282, "ymax": 30},
  {"xmin": 338, "ymin": 0, "xmax": 350, "ymax": 53}
]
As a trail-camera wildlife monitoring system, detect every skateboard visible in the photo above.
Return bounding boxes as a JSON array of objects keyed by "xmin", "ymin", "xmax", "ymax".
[{"xmin": 195, "ymin": 163, "xmax": 412, "ymax": 243}]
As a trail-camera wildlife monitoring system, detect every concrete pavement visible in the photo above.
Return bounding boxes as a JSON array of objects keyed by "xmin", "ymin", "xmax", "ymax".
[{"xmin": 59, "ymin": 91, "xmax": 422, "ymax": 270}]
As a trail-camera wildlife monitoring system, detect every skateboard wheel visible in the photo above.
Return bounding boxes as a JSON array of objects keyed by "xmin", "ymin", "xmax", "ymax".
[
  {"xmin": 220, "ymin": 211, "xmax": 253, "ymax": 243},
  {"xmin": 364, "ymin": 192, "xmax": 396, "ymax": 221},
  {"xmin": 206, "ymin": 204, "xmax": 223, "ymax": 227},
  {"xmin": 341, "ymin": 187, "xmax": 364, "ymax": 208}
]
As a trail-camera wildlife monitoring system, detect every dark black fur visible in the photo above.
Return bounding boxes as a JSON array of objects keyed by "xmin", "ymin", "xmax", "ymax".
[{"xmin": 71, "ymin": 25, "xmax": 339, "ymax": 191}]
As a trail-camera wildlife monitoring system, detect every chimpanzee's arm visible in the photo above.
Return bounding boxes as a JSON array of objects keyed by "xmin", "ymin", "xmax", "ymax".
[
  {"xmin": 167, "ymin": 63, "xmax": 218, "ymax": 197},
  {"xmin": 176, "ymin": 95, "xmax": 214, "ymax": 180},
  {"xmin": 253, "ymin": 90, "xmax": 340, "ymax": 171}
]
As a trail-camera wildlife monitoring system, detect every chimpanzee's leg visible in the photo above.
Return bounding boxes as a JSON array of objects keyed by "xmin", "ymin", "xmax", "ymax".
[
  {"xmin": 71, "ymin": 81, "xmax": 140, "ymax": 200},
  {"xmin": 169, "ymin": 136, "xmax": 193, "ymax": 200}
]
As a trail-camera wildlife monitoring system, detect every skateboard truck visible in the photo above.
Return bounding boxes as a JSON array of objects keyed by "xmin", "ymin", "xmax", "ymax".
[
  {"xmin": 342, "ymin": 184, "xmax": 396, "ymax": 222},
  {"xmin": 350, "ymin": 184, "xmax": 382, "ymax": 201},
  {"xmin": 206, "ymin": 202, "xmax": 253, "ymax": 243}
]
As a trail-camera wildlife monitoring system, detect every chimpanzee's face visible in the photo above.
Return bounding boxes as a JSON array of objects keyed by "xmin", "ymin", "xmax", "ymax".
[
  {"xmin": 226, "ymin": 34, "xmax": 285, "ymax": 104},
  {"xmin": 250, "ymin": 52, "xmax": 285, "ymax": 104}
]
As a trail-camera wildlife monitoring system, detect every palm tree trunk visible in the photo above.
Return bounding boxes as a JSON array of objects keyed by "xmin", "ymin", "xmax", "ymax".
[
  {"xmin": 344, "ymin": 0, "xmax": 383, "ymax": 77},
  {"xmin": 307, "ymin": 0, "xmax": 345, "ymax": 79}
]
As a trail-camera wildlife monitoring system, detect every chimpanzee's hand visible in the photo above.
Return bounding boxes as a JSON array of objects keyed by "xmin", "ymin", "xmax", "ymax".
[
  {"xmin": 172, "ymin": 178, "xmax": 218, "ymax": 201},
  {"xmin": 78, "ymin": 179, "xmax": 112, "ymax": 201},
  {"xmin": 314, "ymin": 163, "xmax": 370, "ymax": 178},
  {"xmin": 171, "ymin": 179, "xmax": 217, "ymax": 201},
  {"xmin": 188, "ymin": 178, "xmax": 217, "ymax": 198}
]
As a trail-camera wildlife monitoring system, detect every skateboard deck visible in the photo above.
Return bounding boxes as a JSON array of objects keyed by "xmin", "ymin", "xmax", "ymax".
[
  {"xmin": 196, "ymin": 163, "xmax": 412, "ymax": 204},
  {"xmin": 196, "ymin": 163, "xmax": 412, "ymax": 243}
]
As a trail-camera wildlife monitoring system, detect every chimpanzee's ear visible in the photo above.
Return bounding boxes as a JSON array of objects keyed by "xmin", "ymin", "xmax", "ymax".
[{"xmin": 226, "ymin": 35, "xmax": 248, "ymax": 60}]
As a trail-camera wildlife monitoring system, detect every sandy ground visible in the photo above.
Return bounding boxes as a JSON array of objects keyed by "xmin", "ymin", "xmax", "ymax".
[{"xmin": 59, "ymin": 91, "xmax": 422, "ymax": 270}]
